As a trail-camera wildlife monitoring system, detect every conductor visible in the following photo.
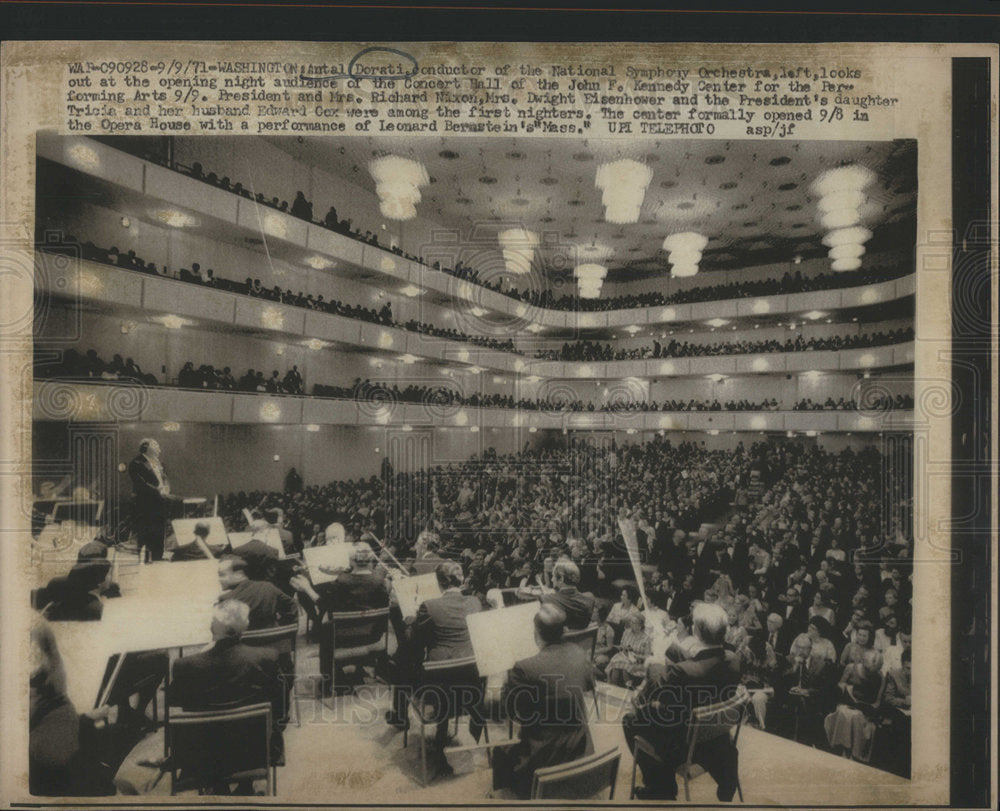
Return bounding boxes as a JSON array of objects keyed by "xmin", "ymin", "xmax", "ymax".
[{"xmin": 128, "ymin": 438, "xmax": 174, "ymax": 561}]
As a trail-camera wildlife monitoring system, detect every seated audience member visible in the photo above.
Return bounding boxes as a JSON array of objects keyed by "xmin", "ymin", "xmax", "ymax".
[
  {"xmin": 540, "ymin": 560, "xmax": 595, "ymax": 630},
  {"xmin": 804, "ymin": 615, "xmax": 838, "ymax": 664},
  {"xmin": 839, "ymin": 620, "xmax": 875, "ymax": 667},
  {"xmin": 742, "ymin": 632, "xmax": 779, "ymax": 730},
  {"xmin": 624, "ymin": 602, "xmax": 742, "ymax": 801},
  {"xmin": 873, "ymin": 613, "xmax": 901, "ymax": 655},
  {"xmin": 217, "ymin": 556, "xmax": 297, "ymax": 631},
  {"xmin": 386, "ymin": 560, "xmax": 482, "ymax": 776},
  {"xmin": 491, "ymin": 604, "xmax": 594, "ymax": 799},
  {"xmin": 592, "ymin": 603, "xmax": 616, "ymax": 679},
  {"xmin": 606, "ymin": 612, "xmax": 652, "ymax": 688},
  {"xmin": 881, "ymin": 647, "xmax": 912, "ymax": 776},
  {"xmin": 808, "ymin": 592, "xmax": 837, "ymax": 627},
  {"xmin": 290, "ymin": 544, "xmax": 389, "ymax": 694},
  {"xmin": 778, "ymin": 633, "xmax": 836, "ymax": 745},
  {"xmin": 724, "ymin": 606, "xmax": 750, "ymax": 661},
  {"xmin": 825, "ymin": 648, "xmax": 885, "ymax": 761},
  {"xmin": 668, "ymin": 573, "xmax": 698, "ymax": 620},
  {"xmin": 880, "ymin": 626, "xmax": 911, "ymax": 675},
  {"xmin": 30, "ymin": 618, "xmax": 115, "ymax": 796},
  {"xmin": 606, "ymin": 586, "xmax": 640, "ymax": 640}
]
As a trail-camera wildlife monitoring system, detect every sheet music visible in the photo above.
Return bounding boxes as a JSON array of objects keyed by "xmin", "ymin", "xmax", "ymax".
[
  {"xmin": 391, "ymin": 572, "xmax": 441, "ymax": 620},
  {"xmin": 302, "ymin": 544, "xmax": 352, "ymax": 585},
  {"xmin": 466, "ymin": 601, "xmax": 541, "ymax": 678}
]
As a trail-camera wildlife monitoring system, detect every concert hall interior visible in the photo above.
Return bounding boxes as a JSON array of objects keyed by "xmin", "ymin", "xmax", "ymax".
[{"xmin": 28, "ymin": 132, "xmax": 917, "ymax": 802}]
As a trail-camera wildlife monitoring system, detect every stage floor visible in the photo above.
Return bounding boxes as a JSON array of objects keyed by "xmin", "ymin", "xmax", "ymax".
[
  {"xmin": 106, "ymin": 626, "xmax": 918, "ymax": 804},
  {"xmin": 273, "ymin": 654, "xmax": 916, "ymax": 806}
]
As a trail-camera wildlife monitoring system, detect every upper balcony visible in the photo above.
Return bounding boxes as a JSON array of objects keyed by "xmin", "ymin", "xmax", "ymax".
[
  {"xmin": 31, "ymin": 380, "xmax": 917, "ymax": 434},
  {"xmin": 37, "ymin": 253, "xmax": 915, "ymax": 380},
  {"xmin": 37, "ymin": 133, "xmax": 916, "ymax": 333}
]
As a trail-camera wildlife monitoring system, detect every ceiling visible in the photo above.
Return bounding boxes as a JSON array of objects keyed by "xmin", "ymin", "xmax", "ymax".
[{"xmin": 266, "ymin": 136, "xmax": 917, "ymax": 280}]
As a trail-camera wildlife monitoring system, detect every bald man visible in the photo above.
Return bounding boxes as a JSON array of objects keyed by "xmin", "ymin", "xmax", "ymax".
[
  {"xmin": 128, "ymin": 438, "xmax": 172, "ymax": 561},
  {"xmin": 492, "ymin": 604, "xmax": 595, "ymax": 798}
]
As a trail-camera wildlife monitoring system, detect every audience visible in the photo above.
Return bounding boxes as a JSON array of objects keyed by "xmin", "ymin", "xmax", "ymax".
[
  {"xmin": 536, "ymin": 328, "xmax": 914, "ymax": 362},
  {"xmin": 33, "ymin": 432, "xmax": 913, "ymax": 793},
  {"xmin": 66, "ymin": 142, "xmax": 911, "ymax": 314}
]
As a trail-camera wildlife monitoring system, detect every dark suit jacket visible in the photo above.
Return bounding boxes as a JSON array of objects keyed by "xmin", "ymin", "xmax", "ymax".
[
  {"xmin": 220, "ymin": 579, "xmax": 297, "ymax": 631},
  {"xmin": 315, "ymin": 571, "xmax": 389, "ymax": 613},
  {"xmin": 500, "ymin": 640, "xmax": 595, "ymax": 797},
  {"xmin": 230, "ymin": 540, "xmax": 280, "ymax": 583},
  {"xmin": 168, "ymin": 638, "xmax": 284, "ymax": 768},
  {"xmin": 542, "ymin": 587, "xmax": 596, "ymax": 630},
  {"xmin": 634, "ymin": 645, "xmax": 742, "ymax": 764},
  {"xmin": 127, "ymin": 454, "xmax": 168, "ymax": 517},
  {"xmin": 414, "ymin": 589, "xmax": 481, "ymax": 662},
  {"xmin": 316, "ymin": 572, "xmax": 389, "ymax": 647},
  {"xmin": 169, "ymin": 637, "xmax": 281, "ymax": 713}
]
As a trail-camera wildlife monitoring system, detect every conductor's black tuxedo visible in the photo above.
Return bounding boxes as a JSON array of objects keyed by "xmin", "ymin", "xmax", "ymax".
[{"xmin": 128, "ymin": 454, "xmax": 170, "ymax": 561}]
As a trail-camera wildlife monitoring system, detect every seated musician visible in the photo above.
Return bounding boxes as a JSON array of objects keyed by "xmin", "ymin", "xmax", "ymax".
[
  {"xmin": 37, "ymin": 542, "xmax": 165, "ymax": 735},
  {"xmin": 217, "ymin": 555, "xmax": 298, "ymax": 726},
  {"xmin": 289, "ymin": 543, "xmax": 389, "ymax": 695},
  {"xmin": 490, "ymin": 604, "xmax": 595, "ymax": 799},
  {"xmin": 30, "ymin": 618, "xmax": 115, "ymax": 796},
  {"xmin": 623, "ymin": 602, "xmax": 742, "ymax": 801},
  {"xmin": 114, "ymin": 601, "xmax": 284, "ymax": 795},
  {"xmin": 385, "ymin": 560, "xmax": 482, "ymax": 777},
  {"xmin": 539, "ymin": 560, "xmax": 595, "ymax": 630},
  {"xmin": 217, "ymin": 556, "xmax": 297, "ymax": 631},
  {"xmin": 37, "ymin": 541, "xmax": 118, "ymax": 622}
]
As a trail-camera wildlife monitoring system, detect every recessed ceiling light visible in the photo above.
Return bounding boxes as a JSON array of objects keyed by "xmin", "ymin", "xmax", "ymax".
[
  {"xmin": 153, "ymin": 209, "xmax": 197, "ymax": 228},
  {"xmin": 305, "ymin": 255, "xmax": 334, "ymax": 270}
]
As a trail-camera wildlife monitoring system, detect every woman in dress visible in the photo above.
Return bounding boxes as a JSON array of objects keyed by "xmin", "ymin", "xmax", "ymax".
[
  {"xmin": 605, "ymin": 613, "xmax": 651, "ymax": 688},
  {"xmin": 839, "ymin": 619, "xmax": 875, "ymax": 667},
  {"xmin": 606, "ymin": 586, "xmax": 640, "ymax": 641},
  {"xmin": 824, "ymin": 648, "xmax": 885, "ymax": 761}
]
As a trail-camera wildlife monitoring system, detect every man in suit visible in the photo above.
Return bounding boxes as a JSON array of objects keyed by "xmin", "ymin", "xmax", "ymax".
[
  {"xmin": 168, "ymin": 600, "xmax": 283, "ymax": 793},
  {"xmin": 411, "ymin": 560, "xmax": 482, "ymax": 663},
  {"xmin": 127, "ymin": 439, "xmax": 174, "ymax": 561},
  {"xmin": 492, "ymin": 604, "xmax": 595, "ymax": 798},
  {"xmin": 411, "ymin": 538, "xmax": 447, "ymax": 576},
  {"xmin": 765, "ymin": 613, "xmax": 796, "ymax": 662},
  {"xmin": 290, "ymin": 544, "xmax": 389, "ymax": 694},
  {"xmin": 778, "ymin": 585, "xmax": 809, "ymax": 639},
  {"xmin": 114, "ymin": 601, "xmax": 282, "ymax": 794},
  {"xmin": 541, "ymin": 560, "xmax": 595, "ymax": 630},
  {"xmin": 623, "ymin": 601, "xmax": 743, "ymax": 801},
  {"xmin": 386, "ymin": 560, "xmax": 481, "ymax": 773},
  {"xmin": 217, "ymin": 557, "xmax": 297, "ymax": 631}
]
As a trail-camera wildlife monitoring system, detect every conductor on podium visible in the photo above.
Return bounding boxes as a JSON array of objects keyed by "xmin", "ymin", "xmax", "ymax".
[{"xmin": 127, "ymin": 438, "xmax": 174, "ymax": 561}]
